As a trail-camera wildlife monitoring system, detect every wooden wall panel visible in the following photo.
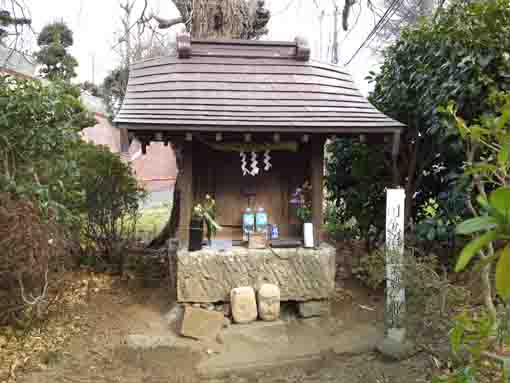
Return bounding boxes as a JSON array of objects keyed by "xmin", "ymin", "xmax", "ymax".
[{"xmin": 191, "ymin": 140, "xmax": 311, "ymax": 240}]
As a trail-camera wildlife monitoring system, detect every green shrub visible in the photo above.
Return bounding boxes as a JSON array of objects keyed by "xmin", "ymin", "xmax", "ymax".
[
  {"xmin": 75, "ymin": 143, "xmax": 147, "ymax": 271},
  {"xmin": 325, "ymin": 138, "xmax": 389, "ymax": 250}
]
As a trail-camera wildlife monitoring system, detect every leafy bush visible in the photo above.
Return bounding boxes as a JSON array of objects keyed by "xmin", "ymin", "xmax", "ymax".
[
  {"xmin": 325, "ymin": 138, "xmax": 389, "ymax": 249},
  {"xmin": 0, "ymin": 75, "xmax": 95, "ymax": 227},
  {"xmin": 75, "ymin": 143, "xmax": 147, "ymax": 271},
  {"xmin": 323, "ymin": 201, "xmax": 356, "ymax": 240},
  {"xmin": 368, "ymin": 0, "xmax": 510, "ymax": 225}
]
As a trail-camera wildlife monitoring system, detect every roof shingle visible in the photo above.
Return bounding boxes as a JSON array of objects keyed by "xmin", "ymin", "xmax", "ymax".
[{"xmin": 115, "ymin": 36, "xmax": 404, "ymax": 134}]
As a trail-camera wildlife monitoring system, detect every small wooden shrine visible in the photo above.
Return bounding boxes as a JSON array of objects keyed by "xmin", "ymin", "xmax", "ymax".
[{"xmin": 115, "ymin": 34, "xmax": 404, "ymax": 303}]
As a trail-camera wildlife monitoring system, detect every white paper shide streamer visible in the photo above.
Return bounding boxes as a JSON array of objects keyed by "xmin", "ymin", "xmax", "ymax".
[
  {"xmin": 263, "ymin": 150, "xmax": 272, "ymax": 171},
  {"xmin": 250, "ymin": 151, "xmax": 260, "ymax": 176},
  {"xmin": 240, "ymin": 149, "xmax": 272, "ymax": 176},
  {"xmin": 240, "ymin": 151, "xmax": 249, "ymax": 176}
]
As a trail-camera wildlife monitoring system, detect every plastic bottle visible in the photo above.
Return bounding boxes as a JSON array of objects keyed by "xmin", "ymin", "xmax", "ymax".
[
  {"xmin": 243, "ymin": 208, "xmax": 255, "ymax": 241},
  {"xmin": 255, "ymin": 207, "xmax": 268, "ymax": 234}
]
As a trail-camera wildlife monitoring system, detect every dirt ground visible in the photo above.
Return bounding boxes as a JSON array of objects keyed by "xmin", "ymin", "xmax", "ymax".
[{"xmin": 6, "ymin": 274, "xmax": 435, "ymax": 383}]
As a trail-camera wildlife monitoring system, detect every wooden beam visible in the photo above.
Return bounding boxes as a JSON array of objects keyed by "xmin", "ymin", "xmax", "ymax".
[
  {"xmin": 176, "ymin": 33, "xmax": 191, "ymax": 58},
  {"xmin": 295, "ymin": 36, "xmax": 311, "ymax": 61},
  {"xmin": 178, "ymin": 142, "xmax": 193, "ymax": 250},
  {"xmin": 311, "ymin": 136, "xmax": 325, "ymax": 247}
]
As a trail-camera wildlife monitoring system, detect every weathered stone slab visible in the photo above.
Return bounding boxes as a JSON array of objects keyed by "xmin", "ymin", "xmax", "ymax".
[
  {"xmin": 125, "ymin": 334, "xmax": 177, "ymax": 349},
  {"xmin": 298, "ymin": 300, "xmax": 330, "ymax": 318},
  {"xmin": 231, "ymin": 286, "xmax": 257, "ymax": 324},
  {"xmin": 180, "ymin": 306, "xmax": 224, "ymax": 340},
  {"xmin": 257, "ymin": 283, "xmax": 280, "ymax": 321},
  {"xmin": 177, "ymin": 244, "xmax": 336, "ymax": 303}
]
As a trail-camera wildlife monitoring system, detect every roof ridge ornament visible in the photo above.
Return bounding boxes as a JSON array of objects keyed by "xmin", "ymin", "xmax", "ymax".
[
  {"xmin": 177, "ymin": 33, "xmax": 191, "ymax": 59},
  {"xmin": 295, "ymin": 36, "xmax": 310, "ymax": 62}
]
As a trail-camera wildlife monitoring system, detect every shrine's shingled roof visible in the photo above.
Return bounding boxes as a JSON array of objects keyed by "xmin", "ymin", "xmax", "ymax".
[{"xmin": 115, "ymin": 36, "xmax": 405, "ymax": 134}]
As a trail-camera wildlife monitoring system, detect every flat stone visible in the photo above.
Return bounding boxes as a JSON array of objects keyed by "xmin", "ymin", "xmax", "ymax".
[
  {"xmin": 177, "ymin": 244, "xmax": 336, "ymax": 303},
  {"xmin": 231, "ymin": 286, "xmax": 257, "ymax": 324},
  {"xmin": 257, "ymin": 283, "xmax": 280, "ymax": 321},
  {"xmin": 376, "ymin": 335, "xmax": 416, "ymax": 360},
  {"xmin": 125, "ymin": 334, "xmax": 177, "ymax": 349},
  {"xmin": 180, "ymin": 306, "xmax": 225, "ymax": 341},
  {"xmin": 298, "ymin": 300, "xmax": 330, "ymax": 318}
]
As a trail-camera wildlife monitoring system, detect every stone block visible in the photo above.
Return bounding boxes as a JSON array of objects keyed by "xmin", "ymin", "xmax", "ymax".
[
  {"xmin": 177, "ymin": 244, "xmax": 336, "ymax": 303},
  {"xmin": 298, "ymin": 300, "xmax": 330, "ymax": 318},
  {"xmin": 257, "ymin": 283, "xmax": 280, "ymax": 321},
  {"xmin": 180, "ymin": 306, "xmax": 224, "ymax": 340},
  {"xmin": 230, "ymin": 286, "xmax": 257, "ymax": 324}
]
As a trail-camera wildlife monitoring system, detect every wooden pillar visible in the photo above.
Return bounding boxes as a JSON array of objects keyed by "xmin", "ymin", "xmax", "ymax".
[
  {"xmin": 178, "ymin": 141, "xmax": 193, "ymax": 250},
  {"xmin": 311, "ymin": 136, "xmax": 325, "ymax": 247}
]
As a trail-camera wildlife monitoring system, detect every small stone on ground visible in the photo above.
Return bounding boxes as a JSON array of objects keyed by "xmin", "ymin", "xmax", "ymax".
[
  {"xmin": 298, "ymin": 300, "xmax": 330, "ymax": 318},
  {"xmin": 231, "ymin": 286, "xmax": 257, "ymax": 324},
  {"xmin": 257, "ymin": 284, "xmax": 280, "ymax": 321},
  {"xmin": 376, "ymin": 336, "xmax": 416, "ymax": 360},
  {"xmin": 180, "ymin": 306, "xmax": 225, "ymax": 341}
]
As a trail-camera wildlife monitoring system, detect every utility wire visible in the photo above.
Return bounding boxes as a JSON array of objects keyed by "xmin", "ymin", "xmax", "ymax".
[{"xmin": 344, "ymin": 0, "xmax": 403, "ymax": 65}]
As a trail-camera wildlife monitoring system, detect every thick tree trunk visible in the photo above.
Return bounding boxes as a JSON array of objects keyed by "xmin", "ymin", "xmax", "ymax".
[
  {"xmin": 148, "ymin": 143, "xmax": 183, "ymax": 248},
  {"xmin": 145, "ymin": 0, "xmax": 270, "ymax": 249},
  {"xmin": 148, "ymin": 188, "xmax": 180, "ymax": 248}
]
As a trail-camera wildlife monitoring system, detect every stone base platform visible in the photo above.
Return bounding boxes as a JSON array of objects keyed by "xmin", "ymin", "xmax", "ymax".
[{"xmin": 176, "ymin": 243, "xmax": 336, "ymax": 303}]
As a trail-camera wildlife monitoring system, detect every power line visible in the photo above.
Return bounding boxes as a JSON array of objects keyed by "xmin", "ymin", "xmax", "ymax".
[{"xmin": 344, "ymin": 0, "xmax": 403, "ymax": 65}]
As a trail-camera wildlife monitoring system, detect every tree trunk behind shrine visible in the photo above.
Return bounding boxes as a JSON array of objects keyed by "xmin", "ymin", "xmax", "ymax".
[{"xmin": 148, "ymin": 0, "xmax": 270, "ymax": 248}]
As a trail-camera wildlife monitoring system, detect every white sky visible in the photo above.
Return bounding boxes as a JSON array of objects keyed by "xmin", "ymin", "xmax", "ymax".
[{"xmin": 22, "ymin": 0, "xmax": 384, "ymax": 95}]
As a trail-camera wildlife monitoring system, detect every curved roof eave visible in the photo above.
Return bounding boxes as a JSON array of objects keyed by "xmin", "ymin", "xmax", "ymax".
[{"xmin": 115, "ymin": 35, "xmax": 405, "ymax": 135}]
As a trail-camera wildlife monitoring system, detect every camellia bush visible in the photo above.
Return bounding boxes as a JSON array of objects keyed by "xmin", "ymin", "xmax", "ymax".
[
  {"xmin": 325, "ymin": 138, "xmax": 389, "ymax": 250},
  {"xmin": 368, "ymin": 0, "xmax": 510, "ymax": 227}
]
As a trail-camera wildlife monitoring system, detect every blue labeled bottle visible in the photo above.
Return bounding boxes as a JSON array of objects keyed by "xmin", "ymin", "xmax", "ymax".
[
  {"xmin": 243, "ymin": 208, "xmax": 255, "ymax": 241},
  {"xmin": 255, "ymin": 207, "xmax": 268, "ymax": 234}
]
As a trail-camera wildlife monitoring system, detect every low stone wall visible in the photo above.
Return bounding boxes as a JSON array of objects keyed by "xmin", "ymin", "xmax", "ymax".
[{"xmin": 176, "ymin": 244, "xmax": 336, "ymax": 303}]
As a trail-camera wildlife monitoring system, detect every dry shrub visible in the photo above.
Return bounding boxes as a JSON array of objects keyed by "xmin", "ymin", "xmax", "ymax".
[
  {"xmin": 0, "ymin": 193, "xmax": 67, "ymax": 326},
  {"xmin": 353, "ymin": 247, "xmax": 469, "ymax": 348}
]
